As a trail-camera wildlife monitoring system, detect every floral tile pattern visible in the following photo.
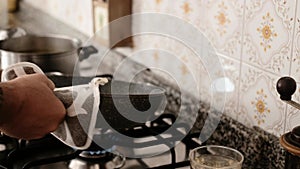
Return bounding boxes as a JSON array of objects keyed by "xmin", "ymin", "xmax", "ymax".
[
  {"xmin": 239, "ymin": 63, "xmax": 286, "ymax": 136},
  {"xmin": 199, "ymin": 0, "xmax": 244, "ymax": 60},
  {"xmin": 256, "ymin": 12, "xmax": 278, "ymax": 52},
  {"xmin": 251, "ymin": 88, "xmax": 271, "ymax": 125},
  {"xmin": 214, "ymin": 1, "xmax": 231, "ymax": 37},
  {"xmin": 242, "ymin": 0, "xmax": 296, "ymax": 75},
  {"xmin": 131, "ymin": 0, "xmax": 297, "ymax": 136}
]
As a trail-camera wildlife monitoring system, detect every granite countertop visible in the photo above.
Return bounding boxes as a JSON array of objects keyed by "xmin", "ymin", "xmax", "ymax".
[{"xmin": 5, "ymin": 2, "xmax": 287, "ymax": 169}]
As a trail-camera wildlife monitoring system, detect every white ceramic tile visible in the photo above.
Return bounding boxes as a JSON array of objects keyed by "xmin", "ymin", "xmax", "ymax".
[
  {"xmin": 123, "ymin": 0, "xmax": 299, "ymax": 136},
  {"xmin": 199, "ymin": 0, "xmax": 244, "ymax": 60},
  {"xmin": 154, "ymin": 0, "xmax": 176, "ymax": 14},
  {"xmin": 239, "ymin": 63, "xmax": 286, "ymax": 136},
  {"xmin": 243, "ymin": 0, "xmax": 263, "ymax": 20},
  {"xmin": 237, "ymin": 105, "xmax": 254, "ymax": 128},
  {"xmin": 217, "ymin": 55, "xmax": 241, "ymax": 119},
  {"xmin": 133, "ymin": 0, "xmax": 176, "ymax": 14},
  {"xmin": 132, "ymin": 0, "xmax": 156, "ymax": 13},
  {"xmin": 132, "ymin": 34, "xmax": 203, "ymax": 96},
  {"xmin": 168, "ymin": 0, "xmax": 203, "ymax": 23},
  {"xmin": 286, "ymin": 107, "xmax": 300, "ymax": 132},
  {"xmin": 291, "ymin": 0, "xmax": 300, "ymax": 82},
  {"xmin": 197, "ymin": 61, "xmax": 212, "ymax": 105},
  {"xmin": 285, "ymin": 82, "xmax": 300, "ymax": 132},
  {"xmin": 24, "ymin": 0, "xmax": 94, "ymax": 36},
  {"xmin": 242, "ymin": 0, "xmax": 296, "ymax": 75},
  {"xmin": 286, "ymin": 0, "xmax": 300, "ymax": 132}
]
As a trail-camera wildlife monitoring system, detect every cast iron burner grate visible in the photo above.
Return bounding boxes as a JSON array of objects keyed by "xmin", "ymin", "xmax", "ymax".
[{"xmin": 0, "ymin": 113, "xmax": 203, "ymax": 169}]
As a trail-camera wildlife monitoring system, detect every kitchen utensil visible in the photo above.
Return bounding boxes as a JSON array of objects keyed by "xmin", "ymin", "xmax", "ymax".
[
  {"xmin": 276, "ymin": 77, "xmax": 300, "ymax": 169},
  {"xmin": 49, "ymin": 76, "xmax": 167, "ymax": 131},
  {"xmin": 0, "ymin": 34, "xmax": 98, "ymax": 75},
  {"xmin": 189, "ymin": 145, "xmax": 244, "ymax": 169}
]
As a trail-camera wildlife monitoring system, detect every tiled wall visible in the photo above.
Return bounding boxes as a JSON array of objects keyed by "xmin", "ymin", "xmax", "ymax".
[
  {"xmin": 24, "ymin": 0, "xmax": 94, "ymax": 36},
  {"xmin": 131, "ymin": 0, "xmax": 300, "ymax": 137}
]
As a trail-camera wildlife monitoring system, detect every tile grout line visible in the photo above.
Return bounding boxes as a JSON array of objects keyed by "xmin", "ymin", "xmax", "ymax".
[
  {"xmin": 221, "ymin": 52, "xmax": 288, "ymax": 78},
  {"xmin": 289, "ymin": 0, "xmax": 298, "ymax": 76},
  {"xmin": 236, "ymin": 0, "xmax": 247, "ymax": 120},
  {"xmin": 284, "ymin": 0, "xmax": 299, "ymax": 133}
]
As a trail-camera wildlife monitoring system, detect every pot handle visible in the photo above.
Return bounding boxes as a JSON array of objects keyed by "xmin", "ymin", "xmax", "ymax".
[{"xmin": 78, "ymin": 46, "xmax": 98, "ymax": 61}]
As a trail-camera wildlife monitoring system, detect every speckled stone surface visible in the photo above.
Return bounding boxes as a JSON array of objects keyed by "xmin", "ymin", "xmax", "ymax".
[{"xmin": 203, "ymin": 114, "xmax": 285, "ymax": 169}]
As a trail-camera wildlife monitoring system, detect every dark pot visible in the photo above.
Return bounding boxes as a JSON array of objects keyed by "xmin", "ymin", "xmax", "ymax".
[{"xmin": 48, "ymin": 75, "xmax": 167, "ymax": 131}]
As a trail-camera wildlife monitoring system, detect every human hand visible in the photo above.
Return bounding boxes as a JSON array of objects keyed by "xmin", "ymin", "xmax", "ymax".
[{"xmin": 0, "ymin": 74, "xmax": 66, "ymax": 140}]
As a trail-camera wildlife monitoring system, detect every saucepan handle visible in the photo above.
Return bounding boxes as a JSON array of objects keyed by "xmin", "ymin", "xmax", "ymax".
[{"xmin": 78, "ymin": 46, "xmax": 98, "ymax": 61}]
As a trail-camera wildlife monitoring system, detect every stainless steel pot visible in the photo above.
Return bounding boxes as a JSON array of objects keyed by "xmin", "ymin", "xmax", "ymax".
[{"xmin": 0, "ymin": 35, "xmax": 97, "ymax": 75}]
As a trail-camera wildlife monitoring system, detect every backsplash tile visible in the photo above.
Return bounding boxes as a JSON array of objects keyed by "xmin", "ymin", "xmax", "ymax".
[
  {"xmin": 286, "ymin": 92, "xmax": 300, "ymax": 132},
  {"xmin": 132, "ymin": 33, "xmax": 203, "ymax": 96},
  {"xmin": 287, "ymin": 1, "xmax": 300, "ymax": 133},
  {"xmin": 199, "ymin": 0, "xmax": 244, "ymax": 60},
  {"xmin": 217, "ymin": 55, "xmax": 241, "ymax": 120},
  {"xmin": 291, "ymin": 1, "xmax": 300, "ymax": 82},
  {"xmin": 242, "ymin": 0, "xmax": 295, "ymax": 75},
  {"xmin": 194, "ymin": 53, "xmax": 241, "ymax": 120},
  {"xmin": 286, "ymin": 0, "xmax": 300, "ymax": 132},
  {"xmin": 239, "ymin": 63, "xmax": 286, "ymax": 136},
  {"xmin": 131, "ymin": 0, "xmax": 300, "ymax": 137},
  {"xmin": 24, "ymin": 0, "xmax": 94, "ymax": 36}
]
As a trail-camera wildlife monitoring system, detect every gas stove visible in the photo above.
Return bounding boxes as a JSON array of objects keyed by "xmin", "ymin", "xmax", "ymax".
[{"xmin": 0, "ymin": 114, "xmax": 202, "ymax": 169}]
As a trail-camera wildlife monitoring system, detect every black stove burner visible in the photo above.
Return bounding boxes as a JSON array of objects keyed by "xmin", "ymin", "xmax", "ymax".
[
  {"xmin": 69, "ymin": 149, "xmax": 126, "ymax": 169},
  {"xmin": 0, "ymin": 113, "xmax": 202, "ymax": 169},
  {"xmin": 79, "ymin": 150, "xmax": 109, "ymax": 159}
]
